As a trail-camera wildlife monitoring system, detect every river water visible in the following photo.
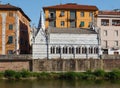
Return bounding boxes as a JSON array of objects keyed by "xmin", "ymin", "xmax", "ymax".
[{"xmin": 0, "ymin": 80, "xmax": 120, "ymax": 88}]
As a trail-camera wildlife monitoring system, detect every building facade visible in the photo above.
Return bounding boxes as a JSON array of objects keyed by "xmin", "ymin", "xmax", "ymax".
[
  {"xmin": 97, "ymin": 11, "xmax": 120, "ymax": 55},
  {"xmin": 0, "ymin": 3, "xmax": 31, "ymax": 55},
  {"xmin": 43, "ymin": 3, "xmax": 98, "ymax": 29}
]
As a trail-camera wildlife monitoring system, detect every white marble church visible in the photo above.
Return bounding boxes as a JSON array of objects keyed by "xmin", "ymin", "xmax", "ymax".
[{"xmin": 32, "ymin": 11, "xmax": 101, "ymax": 59}]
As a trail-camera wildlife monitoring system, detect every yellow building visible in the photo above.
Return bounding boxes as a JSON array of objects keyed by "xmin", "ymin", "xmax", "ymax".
[
  {"xmin": 0, "ymin": 3, "xmax": 31, "ymax": 55},
  {"xmin": 43, "ymin": 3, "xmax": 98, "ymax": 29}
]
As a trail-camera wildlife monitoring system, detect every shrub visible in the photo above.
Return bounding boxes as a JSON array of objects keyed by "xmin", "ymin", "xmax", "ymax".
[
  {"xmin": 15, "ymin": 72, "xmax": 22, "ymax": 80},
  {"xmin": 105, "ymin": 69, "xmax": 120, "ymax": 80},
  {"xmin": 94, "ymin": 69, "xmax": 105, "ymax": 78},
  {"xmin": 59, "ymin": 72, "xmax": 77, "ymax": 80},
  {"xmin": 0, "ymin": 72, "xmax": 4, "ymax": 78},
  {"xmin": 20, "ymin": 70, "xmax": 30, "ymax": 78},
  {"xmin": 37, "ymin": 72, "xmax": 50, "ymax": 79},
  {"xmin": 4, "ymin": 70, "xmax": 16, "ymax": 78},
  {"xmin": 82, "ymin": 73, "xmax": 95, "ymax": 80}
]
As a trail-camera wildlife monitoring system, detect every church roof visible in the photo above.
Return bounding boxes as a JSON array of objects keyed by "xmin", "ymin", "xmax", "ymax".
[
  {"xmin": 43, "ymin": 3, "xmax": 98, "ymax": 11},
  {"xmin": 48, "ymin": 27, "xmax": 97, "ymax": 34}
]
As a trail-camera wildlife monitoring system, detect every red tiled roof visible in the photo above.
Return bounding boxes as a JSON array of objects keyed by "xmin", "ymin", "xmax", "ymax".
[
  {"xmin": 0, "ymin": 3, "xmax": 31, "ymax": 21},
  {"xmin": 43, "ymin": 3, "xmax": 98, "ymax": 11},
  {"xmin": 99, "ymin": 11, "xmax": 120, "ymax": 15}
]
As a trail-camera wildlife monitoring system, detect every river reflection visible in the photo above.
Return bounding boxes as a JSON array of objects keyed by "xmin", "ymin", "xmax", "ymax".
[{"xmin": 0, "ymin": 80, "xmax": 120, "ymax": 88}]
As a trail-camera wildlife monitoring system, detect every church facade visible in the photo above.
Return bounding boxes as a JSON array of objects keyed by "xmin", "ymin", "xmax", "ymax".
[{"xmin": 33, "ymin": 26, "xmax": 100, "ymax": 59}]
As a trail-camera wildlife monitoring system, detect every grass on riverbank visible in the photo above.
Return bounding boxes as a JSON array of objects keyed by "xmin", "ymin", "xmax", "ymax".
[{"xmin": 1, "ymin": 69, "xmax": 120, "ymax": 80}]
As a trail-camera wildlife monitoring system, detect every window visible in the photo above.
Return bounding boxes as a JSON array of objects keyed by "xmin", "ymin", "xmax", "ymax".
[
  {"xmin": 104, "ymin": 40, "xmax": 108, "ymax": 48},
  {"xmin": 112, "ymin": 20, "xmax": 120, "ymax": 26},
  {"xmin": 60, "ymin": 11, "xmax": 64, "ymax": 16},
  {"xmin": 89, "ymin": 22, "xmax": 92, "ymax": 27},
  {"xmin": 8, "ymin": 36, "xmax": 13, "ymax": 44},
  {"xmin": 81, "ymin": 11, "xmax": 84, "ymax": 17},
  {"xmin": 80, "ymin": 21, "xmax": 84, "ymax": 27},
  {"xmin": 94, "ymin": 47, "xmax": 98, "ymax": 54},
  {"xmin": 9, "ymin": 24, "xmax": 13, "ymax": 30},
  {"xmin": 50, "ymin": 46, "xmax": 55, "ymax": 54},
  {"xmin": 115, "ymin": 30, "xmax": 118, "ymax": 36},
  {"xmin": 49, "ymin": 21, "xmax": 56, "ymax": 27},
  {"xmin": 82, "ymin": 47, "xmax": 87, "ymax": 54},
  {"xmin": 70, "ymin": 10, "xmax": 76, "ymax": 19},
  {"xmin": 70, "ymin": 21, "xmax": 76, "ymax": 28},
  {"xmin": 72, "ymin": 47, "xmax": 74, "ymax": 54},
  {"xmin": 69, "ymin": 47, "xmax": 74, "ymax": 54},
  {"xmin": 115, "ymin": 41, "xmax": 118, "ymax": 46},
  {"xmin": 101, "ymin": 19, "xmax": 109, "ymax": 26},
  {"xmin": 76, "ymin": 47, "xmax": 81, "ymax": 54},
  {"xmin": 56, "ymin": 47, "xmax": 61, "ymax": 54},
  {"xmin": 49, "ymin": 10, "xmax": 56, "ymax": 18},
  {"xmin": 69, "ymin": 47, "xmax": 72, "ymax": 54},
  {"xmin": 61, "ymin": 21, "xmax": 65, "ymax": 27},
  {"xmin": 9, "ymin": 12, "xmax": 13, "ymax": 17},
  {"xmin": 89, "ymin": 12, "xmax": 93, "ymax": 17},
  {"xmin": 89, "ymin": 47, "xmax": 93, "ymax": 54},
  {"xmin": 103, "ymin": 30, "xmax": 107, "ymax": 36},
  {"xmin": 63, "ymin": 47, "xmax": 68, "ymax": 54}
]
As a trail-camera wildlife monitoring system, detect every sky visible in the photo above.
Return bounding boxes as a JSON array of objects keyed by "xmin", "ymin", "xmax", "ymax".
[{"xmin": 1, "ymin": 0, "xmax": 120, "ymax": 27}]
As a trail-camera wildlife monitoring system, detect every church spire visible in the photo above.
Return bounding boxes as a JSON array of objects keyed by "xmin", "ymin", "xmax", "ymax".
[{"xmin": 38, "ymin": 10, "xmax": 45, "ymax": 30}]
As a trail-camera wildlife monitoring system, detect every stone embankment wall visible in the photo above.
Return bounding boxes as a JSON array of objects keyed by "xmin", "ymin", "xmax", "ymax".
[
  {"xmin": 33, "ymin": 59, "xmax": 120, "ymax": 72},
  {"xmin": 0, "ymin": 55, "xmax": 32, "ymax": 71},
  {"xmin": 0, "ymin": 55, "xmax": 120, "ymax": 72}
]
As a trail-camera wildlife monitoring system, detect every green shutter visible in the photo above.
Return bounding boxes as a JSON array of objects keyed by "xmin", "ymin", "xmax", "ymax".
[
  {"xmin": 9, "ymin": 24, "xmax": 13, "ymax": 30},
  {"xmin": 8, "ymin": 36, "xmax": 13, "ymax": 44},
  {"xmin": 81, "ymin": 21, "xmax": 84, "ymax": 27}
]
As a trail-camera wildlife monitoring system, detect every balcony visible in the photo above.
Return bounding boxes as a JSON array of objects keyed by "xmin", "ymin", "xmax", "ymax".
[{"xmin": 46, "ymin": 16, "xmax": 56, "ymax": 21}]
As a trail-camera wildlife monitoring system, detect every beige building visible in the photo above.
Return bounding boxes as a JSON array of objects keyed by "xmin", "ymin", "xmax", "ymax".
[
  {"xmin": 97, "ymin": 10, "xmax": 120, "ymax": 55},
  {"xmin": 0, "ymin": 3, "xmax": 31, "ymax": 55}
]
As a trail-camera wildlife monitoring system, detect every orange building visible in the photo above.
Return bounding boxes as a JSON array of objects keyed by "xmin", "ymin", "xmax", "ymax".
[
  {"xmin": 0, "ymin": 3, "xmax": 31, "ymax": 55},
  {"xmin": 43, "ymin": 3, "xmax": 98, "ymax": 29}
]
